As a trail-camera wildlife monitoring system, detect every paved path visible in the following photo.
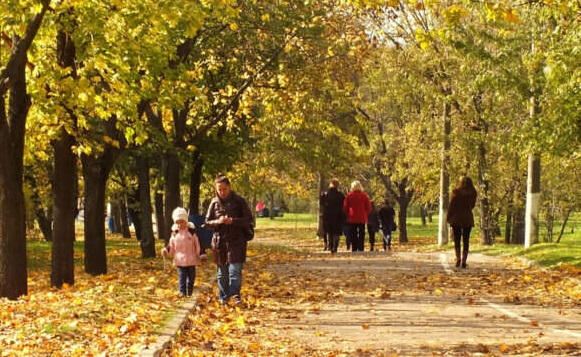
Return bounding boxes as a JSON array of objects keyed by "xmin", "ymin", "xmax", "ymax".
[
  {"xmin": 255, "ymin": 235, "xmax": 581, "ymax": 356},
  {"xmin": 149, "ymin": 234, "xmax": 581, "ymax": 356}
]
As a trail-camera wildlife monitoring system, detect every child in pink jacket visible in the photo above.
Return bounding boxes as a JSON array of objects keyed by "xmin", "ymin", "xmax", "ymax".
[{"xmin": 162, "ymin": 207, "xmax": 203, "ymax": 297}]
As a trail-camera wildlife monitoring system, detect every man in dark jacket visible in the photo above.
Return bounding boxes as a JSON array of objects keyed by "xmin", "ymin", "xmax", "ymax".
[
  {"xmin": 322, "ymin": 178, "xmax": 346, "ymax": 254},
  {"xmin": 378, "ymin": 199, "xmax": 396, "ymax": 251},
  {"xmin": 205, "ymin": 174, "xmax": 253, "ymax": 304}
]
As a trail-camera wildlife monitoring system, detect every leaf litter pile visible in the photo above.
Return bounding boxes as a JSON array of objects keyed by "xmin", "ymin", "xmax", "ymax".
[
  {"xmin": 1, "ymin": 232, "xmax": 579, "ymax": 356},
  {"xmin": 0, "ymin": 241, "xmax": 213, "ymax": 356}
]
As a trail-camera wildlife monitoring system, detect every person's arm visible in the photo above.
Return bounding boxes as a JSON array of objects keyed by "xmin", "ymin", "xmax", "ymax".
[
  {"xmin": 162, "ymin": 236, "xmax": 175, "ymax": 257},
  {"xmin": 204, "ymin": 201, "xmax": 221, "ymax": 228},
  {"xmin": 232, "ymin": 196, "xmax": 253, "ymax": 228}
]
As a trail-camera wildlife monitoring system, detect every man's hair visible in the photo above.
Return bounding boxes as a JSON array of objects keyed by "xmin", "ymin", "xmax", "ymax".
[{"xmin": 215, "ymin": 173, "xmax": 230, "ymax": 185}]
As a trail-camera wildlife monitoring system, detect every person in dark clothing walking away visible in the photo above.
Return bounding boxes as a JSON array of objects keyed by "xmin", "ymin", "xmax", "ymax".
[
  {"xmin": 378, "ymin": 199, "xmax": 396, "ymax": 251},
  {"xmin": 367, "ymin": 202, "xmax": 380, "ymax": 251},
  {"xmin": 446, "ymin": 176, "xmax": 478, "ymax": 269},
  {"xmin": 343, "ymin": 180, "xmax": 371, "ymax": 252},
  {"xmin": 204, "ymin": 174, "xmax": 254, "ymax": 304},
  {"xmin": 321, "ymin": 178, "xmax": 346, "ymax": 254}
]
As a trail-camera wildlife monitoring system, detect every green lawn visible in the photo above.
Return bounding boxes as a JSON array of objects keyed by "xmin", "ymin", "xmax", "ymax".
[{"xmin": 256, "ymin": 213, "xmax": 581, "ymax": 269}]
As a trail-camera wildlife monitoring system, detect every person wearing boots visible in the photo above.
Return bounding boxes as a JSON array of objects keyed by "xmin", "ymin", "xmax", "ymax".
[
  {"xmin": 378, "ymin": 199, "xmax": 396, "ymax": 251},
  {"xmin": 343, "ymin": 180, "xmax": 371, "ymax": 252},
  {"xmin": 321, "ymin": 178, "xmax": 346, "ymax": 254},
  {"xmin": 446, "ymin": 176, "xmax": 478, "ymax": 269}
]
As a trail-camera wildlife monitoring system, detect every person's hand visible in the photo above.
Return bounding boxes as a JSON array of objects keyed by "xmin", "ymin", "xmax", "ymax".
[
  {"xmin": 161, "ymin": 248, "xmax": 168, "ymax": 257},
  {"xmin": 218, "ymin": 215, "xmax": 233, "ymax": 225},
  {"xmin": 200, "ymin": 254, "xmax": 208, "ymax": 262}
]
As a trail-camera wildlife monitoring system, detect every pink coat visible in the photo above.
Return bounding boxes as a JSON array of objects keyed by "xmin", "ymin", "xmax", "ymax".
[
  {"xmin": 343, "ymin": 190, "xmax": 371, "ymax": 224},
  {"xmin": 166, "ymin": 229, "xmax": 202, "ymax": 267}
]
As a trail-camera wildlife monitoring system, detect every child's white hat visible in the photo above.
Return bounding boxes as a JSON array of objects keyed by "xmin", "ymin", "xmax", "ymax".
[{"xmin": 172, "ymin": 207, "xmax": 189, "ymax": 223}]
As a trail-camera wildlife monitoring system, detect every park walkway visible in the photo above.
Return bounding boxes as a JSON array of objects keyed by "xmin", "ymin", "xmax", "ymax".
[{"xmin": 151, "ymin": 233, "xmax": 581, "ymax": 356}]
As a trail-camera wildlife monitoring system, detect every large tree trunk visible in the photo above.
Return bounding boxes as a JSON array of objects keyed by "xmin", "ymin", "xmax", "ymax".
[
  {"xmin": 136, "ymin": 155, "xmax": 156, "ymax": 258},
  {"xmin": 0, "ymin": 93, "xmax": 29, "ymax": 299},
  {"xmin": 0, "ymin": 8, "xmax": 49, "ymax": 297},
  {"xmin": 50, "ymin": 22, "xmax": 79, "ymax": 288},
  {"xmin": 163, "ymin": 107, "xmax": 188, "ymax": 243},
  {"xmin": 82, "ymin": 155, "xmax": 110, "ymax": 275},
  {"xmin": 80, "ymin": 118, "xmax": 125, "ymax": 276},
  {"xmin": 51, "ymin": 128, "xmax": 77, "ymax": 287}
]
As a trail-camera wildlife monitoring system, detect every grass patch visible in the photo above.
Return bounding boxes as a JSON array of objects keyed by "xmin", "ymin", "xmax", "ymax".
[{"xmin": 255, "ymin": 213, "xmax": 581, "ymax": 269}]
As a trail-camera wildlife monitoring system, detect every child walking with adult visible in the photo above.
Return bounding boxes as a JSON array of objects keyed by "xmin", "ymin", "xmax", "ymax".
[
  {"xmin": 446, "ymin": 176, "xmax": 478, "ymax": 269},
  {"xmin": 162, "ymin": 207, "xmax": 203, "ymax": 297},
  {"xmin": 343, "ymin": 180, "xmax": 371, "ymax": 252}
]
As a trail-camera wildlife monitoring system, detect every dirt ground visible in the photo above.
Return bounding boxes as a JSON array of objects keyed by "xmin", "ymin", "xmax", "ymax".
[{"xmin": 250, "ymin": 235, "xmax": 581, "ymax": 356}]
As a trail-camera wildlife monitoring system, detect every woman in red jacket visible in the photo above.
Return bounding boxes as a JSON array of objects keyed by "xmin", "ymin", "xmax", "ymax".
[
  {"xmin": 446, "ymin": 176, "xmax": 478, "ymax": 269},
  {"xmin": 343, "ymin": 180, "xmax": 371, "ymax": 252}
]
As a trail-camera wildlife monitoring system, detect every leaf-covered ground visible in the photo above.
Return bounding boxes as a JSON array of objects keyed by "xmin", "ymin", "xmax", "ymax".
[
  {"xmin": 163, "ymin": 230, "xmax": 581, "ymax": 357},
  {"xmin": 1, "ymin": 231, "xmax": 579, "ymax": 356},
  {"xmin": 0, "ymin": 239, "xmax": 212, "ymax": 356}
]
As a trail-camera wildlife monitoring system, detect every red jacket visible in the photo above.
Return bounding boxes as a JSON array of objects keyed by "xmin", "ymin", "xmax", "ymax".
[{"xmin": 343, "ymin": 190, "xmax": 371, "ymax": 224}]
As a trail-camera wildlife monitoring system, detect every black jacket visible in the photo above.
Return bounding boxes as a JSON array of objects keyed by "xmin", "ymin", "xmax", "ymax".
[{"xmin": 322, "ymin": 187, "xmax": 346, "ymax": 235}]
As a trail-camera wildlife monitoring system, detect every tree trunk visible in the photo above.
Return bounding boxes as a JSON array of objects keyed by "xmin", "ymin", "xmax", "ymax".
[
  {"xmin": 512, "ymin": 207, "xmax": 525, "ymax": 245},
  {"xmin": 154, "ymin": 191, "xmax": 165, "ymax": 241},
  {"xmin": 317, "ymin": 173, "xmax": 326, "ymax": 238},
  {"xmin": 420, "ymin": 205, "xmax": 427, "ymax": 226},
  {"xmin": 51, "ymin": 128, "xmax": 77, "ymax": 287},
  {"xmin": 137, "ymin": 155, "xmax": 156, "ymax": 258},
  {"xmin": 127, "ymin": 186, "xmax": 142, "ymax": 241},
  {"xmin": 81, "ymin": 156, "xmax": 110, "ymax": 275},
  {"xmin": 188, "ymin": 153, "xmax": 204, "ymax": 215},
  {"xmin": 556, "ymin": 208, "xmax": 571, "ymax": 243},
  {"xmin": 164, "ymin": 152, "xmax": 181, "ymax": 243},
  {"xmin": 80, "ymin": 117, "xmax": 124, "ymax": 276},
  {"xmin": 0, "ymin": 11, "xmax": 48, "ymax": 297},
  {"xmin": 477, "ymin": 142, "xmax": 494, "ymax": 245},
  {"xmin": 118, "ymin": 197, "xmax": 131, "ymax": 239},
  {"xmin": 24, "ymin": 170, "xmax": 53, "ymax": 241},
  {"xmin": 437, "ymin": 102, "xmax": 451, "ymax": 246},
  {"xmin": 524, "ymin": 153, "xmax": 541, "ymax": 248}
]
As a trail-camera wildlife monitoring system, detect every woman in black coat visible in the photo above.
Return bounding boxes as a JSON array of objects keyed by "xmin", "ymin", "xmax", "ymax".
[
  {"xmin": 446, "ymin": 176, "xmax": 478, "ymax": 269},
  {"xmin": 322, "ymin": 178, "xmax": 345, "ymax": 254}
]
